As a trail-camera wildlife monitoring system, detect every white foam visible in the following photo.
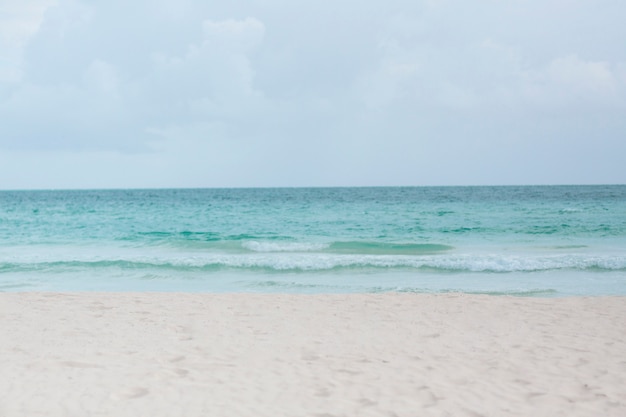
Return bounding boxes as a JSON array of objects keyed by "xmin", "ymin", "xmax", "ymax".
[
  {"xmin": 241, "ymin": 241, "xmax": 330, "ymax": 253},
  {"xmin": 3, "ymin": 244, "xmax": 626, "ymax": 272}
]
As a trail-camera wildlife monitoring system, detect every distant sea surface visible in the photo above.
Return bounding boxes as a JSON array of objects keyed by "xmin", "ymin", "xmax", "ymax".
[{"xmin": 1, "ymin": 185, "xmax": 625, "ymax": 296}]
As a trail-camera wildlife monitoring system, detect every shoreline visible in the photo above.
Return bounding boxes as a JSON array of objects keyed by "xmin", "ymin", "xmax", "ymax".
[{"xmin": 1, "ymin": 292, "xmax": 625, "ymax": 416}]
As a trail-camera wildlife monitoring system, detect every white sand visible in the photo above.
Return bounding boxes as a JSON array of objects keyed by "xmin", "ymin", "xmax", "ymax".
[{"xmin": 0, "ymin": 293, "xmax": 624, "ymax": 417}]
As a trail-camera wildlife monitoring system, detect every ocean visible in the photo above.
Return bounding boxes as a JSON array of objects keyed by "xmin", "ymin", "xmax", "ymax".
[{"xmin": 1, "ymin": 185, "xmax": 625, "ymax": 296}]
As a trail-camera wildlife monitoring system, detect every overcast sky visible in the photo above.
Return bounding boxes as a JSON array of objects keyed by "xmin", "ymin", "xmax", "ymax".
[{"xmin": 1, "ymin": 0, "xmax": 625, "ymax": 189}]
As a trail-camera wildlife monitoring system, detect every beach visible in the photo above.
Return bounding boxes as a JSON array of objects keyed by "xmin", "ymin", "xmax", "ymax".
[{"xmin": 1, "ymin": 293, "xmax": 624, "ymax": 416}]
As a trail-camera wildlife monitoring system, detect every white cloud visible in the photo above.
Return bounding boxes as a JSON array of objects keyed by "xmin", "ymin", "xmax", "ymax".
[
  {"xmin": 83, "ymin": 60, "xmax": 119, "ymax": 96},
  {"xmin": 548, "ymin": 56, "xmax": 615, "ymax": 90},
  {"xmin": 149, "ymin": 17, "xmax": 264, "ymax": 103},
  {"xmin": 523, "ymin": 55, "xmax": 626, "ymax": 112},
  {"xmin": 202, "ymin": 17, "xmax": 264, "ymax": 50},
  {"xmin": 0, "ymin": 0, "xmax": 625, "ymax": 188},
  {"xmin": 355, "ymin": 36, "xmax": 422, "ymax": 108},
  {"xmin": 0, "ymin": 9, "xmax": 269, "ymax": 152},
  {"xmin": 0, "ymin": 0, "xmax": 55, "ymax": 83}
]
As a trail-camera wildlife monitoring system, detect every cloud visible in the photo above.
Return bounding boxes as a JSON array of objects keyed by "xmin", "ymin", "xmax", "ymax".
[
  {"xmin": 0, "ymin": 2, "xmax": 269, "ymax": 152},
  {"xmin": 0, "ymin": 0, "xmax": 54, "ymax": 83},
  {"xmin": 521, "ymin": 55, "xmax": 622, "ymax": 109},
  {"xmin": 1, "ymin": 0, "xmax": 625, "ymax": 188},
  {"xmin": 146, "ymin": 17, "xmax": 265, "ymax": 116},
  {"xmin": 83, "ymin": 60, "xmax": 119, "ymax": 96}
]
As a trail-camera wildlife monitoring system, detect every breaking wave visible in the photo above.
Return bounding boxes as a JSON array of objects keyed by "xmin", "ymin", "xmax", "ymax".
[{"xmin": 2, "ymin": 252, "xmax": 625, "ymax": 274}]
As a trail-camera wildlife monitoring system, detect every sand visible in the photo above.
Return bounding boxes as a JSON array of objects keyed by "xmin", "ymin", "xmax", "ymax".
[{"xmin": 0, "ymin": 293, "xmax": 624, "ymax": 416}]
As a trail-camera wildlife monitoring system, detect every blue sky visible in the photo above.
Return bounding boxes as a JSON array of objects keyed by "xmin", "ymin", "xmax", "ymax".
[{"xmin": 1, "ymin": 0, "xmax": 625, "ymax": 189}]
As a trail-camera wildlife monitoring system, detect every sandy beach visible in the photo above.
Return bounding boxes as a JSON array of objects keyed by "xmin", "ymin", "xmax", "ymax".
[{"xmin": 0, "ymin": 293, "xmax": 624, "ymax": 416}]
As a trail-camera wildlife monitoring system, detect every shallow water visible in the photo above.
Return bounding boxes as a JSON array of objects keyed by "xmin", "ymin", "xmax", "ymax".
[{"xmin": 1, "ymin": 185, "xmax": 625, "ymax": 295}]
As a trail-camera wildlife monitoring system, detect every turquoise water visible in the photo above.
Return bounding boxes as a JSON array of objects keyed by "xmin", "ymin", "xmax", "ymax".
[{"xmin": 1, "ymin": 185, "xmax": 625, "ymax": 296}]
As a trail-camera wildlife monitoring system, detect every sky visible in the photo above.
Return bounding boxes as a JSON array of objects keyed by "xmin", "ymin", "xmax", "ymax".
[{"xmin": 1, "ymin": 0, "xmax": 625, "ymax": 189}]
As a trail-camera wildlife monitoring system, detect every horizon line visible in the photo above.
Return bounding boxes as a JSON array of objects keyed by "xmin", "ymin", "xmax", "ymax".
[{"xmin": 1, "ymin": 183, "xmax": 625, "ymax": 192}]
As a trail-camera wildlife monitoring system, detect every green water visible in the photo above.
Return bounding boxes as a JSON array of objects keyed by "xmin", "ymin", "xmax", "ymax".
[{"xmin": 1, "ymin": 185, "xmax": 625, "ymax": 295}]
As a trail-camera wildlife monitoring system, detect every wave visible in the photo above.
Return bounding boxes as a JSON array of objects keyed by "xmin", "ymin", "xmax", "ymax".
[
  {"xmin": 437, "ymin": 288, "xmax": 560, "ymax": 297},
  {"xmin": 2, "ymin": 253, "xmax": 626, "ymax": 274},
  {"xmin": 325, "ymin": 241, "xmax": 453, "ymax": 255},
  {"xmin": 240, "ymin": 281, "xmax": 560, "ymax": 297},
  {"xmin": 241, "ymin": 241, "xmax": 454, "ymax": 255},
  {"xmin": 242, "ymin": 241, "xmax": 329, "ymax": 253},
  {"xmin": 118, "ymin": 237, "xmax": 457, "ymax": 256}
]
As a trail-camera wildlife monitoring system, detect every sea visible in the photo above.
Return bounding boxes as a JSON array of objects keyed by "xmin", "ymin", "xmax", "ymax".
[{"xmin": 1, "ymin": 185, "xmax": 625, "ymax": 296}]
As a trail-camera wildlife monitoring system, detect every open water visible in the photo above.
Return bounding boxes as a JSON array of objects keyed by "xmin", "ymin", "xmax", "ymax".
[{"xmin": 1, "ymin": 185, "xmax": 625, "ymax": 296}]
